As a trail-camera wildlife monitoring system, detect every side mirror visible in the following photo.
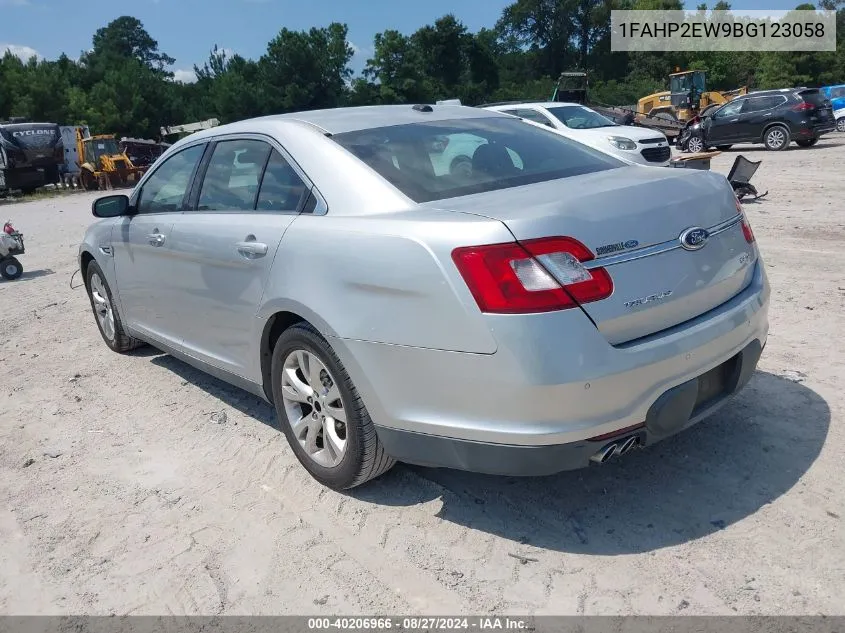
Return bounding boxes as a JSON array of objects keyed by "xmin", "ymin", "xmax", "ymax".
[{"xmin": 92, "ymin": 194, "xmax": 131, "ymax": 218}]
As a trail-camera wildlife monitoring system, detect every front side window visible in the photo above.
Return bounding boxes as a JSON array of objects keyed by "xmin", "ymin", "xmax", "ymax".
[
  {"xmin": 830, "ymin": 87, "xmax": 845, "ymax": 99},
  {"xmin": 333, "ymin": 116, "xmax": 623, "ymax": 203},
  {"xmin": 715, "ymin": 100, "xmax": 744, "ymax": 118},
  {"xmin": 197, "ymin": 139, "xmax": 271, "ymax": 211},
  {"xmin": 136, "ymin": 144, "xmax": 205, "ymax": 214},
  {"xmin": 546, "ymin": 105, "xmax": 616, "ymax": 130}
]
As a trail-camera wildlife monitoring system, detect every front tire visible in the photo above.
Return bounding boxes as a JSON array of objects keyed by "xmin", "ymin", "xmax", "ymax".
[
  {"xmin": 763, "ymin": 125, "xmax": 790, "ymax": 151},
  {"xmin": 85, "ymin": 260, "xmax": 144, "ymax": 353},
  {"xmin": 686, "ymin": 135, "xmax": 705, "ymax": 154},
  {"xmin": 837, "ymin": 118, "xmax": 845, "ymax": 133},
  {"xmin": 796, "ymin": 138, "xmax": 819, "ymax": 148},
  {"xmin": 271, "ymin": 323, "xmax": 395, "ymax": 490},
  {"xmin": 1, "ymin": 257, "xmax": 23, "ymax": 280}
]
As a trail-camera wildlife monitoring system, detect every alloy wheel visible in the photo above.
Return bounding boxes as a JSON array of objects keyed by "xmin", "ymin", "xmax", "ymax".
[
  {"xmin": 687, "ymin": 136, "xmax": 704, "ymax": 153},
  {"xmin": 280, "ymin": 350, "xmax": 348, "ymax": 468},
  {"xmin": 89, "ymin": 272, "xmax": 116, "ymax": 341},
  {"xmin": 766, "ymin": 128, "xmax": 786, "ymax": 149}
]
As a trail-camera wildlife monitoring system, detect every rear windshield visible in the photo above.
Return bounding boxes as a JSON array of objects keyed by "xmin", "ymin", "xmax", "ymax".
[
  {"xmin": 331, "ymin": 116, "xmax": 623, "ymax": 203},
  {"xmin": 798, "ymin": 89, "xmax": 828, "ymax": 106}
]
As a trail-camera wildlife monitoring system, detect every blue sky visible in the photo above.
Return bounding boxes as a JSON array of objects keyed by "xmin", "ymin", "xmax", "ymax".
[{"xmin": 0, "ymin": 0, "xmax": 809, "ymax": 82}]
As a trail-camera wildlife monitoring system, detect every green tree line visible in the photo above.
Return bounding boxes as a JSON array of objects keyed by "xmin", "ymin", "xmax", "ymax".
[{"xmin": 1, "ymin": 0, "xmax": 843, "ymax": 139}]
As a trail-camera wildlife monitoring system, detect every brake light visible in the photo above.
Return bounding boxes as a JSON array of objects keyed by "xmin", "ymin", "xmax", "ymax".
[
  {"xmin": 451, "ymin": 236, "xmax": 613, "ymax": 314},
  {"xmin": 736, "ymin": 198, "xmax": 755, "ymax": 244},
  {"xmin": 791, "ymin": 101, "xmax": 814, "ymax": 112}
]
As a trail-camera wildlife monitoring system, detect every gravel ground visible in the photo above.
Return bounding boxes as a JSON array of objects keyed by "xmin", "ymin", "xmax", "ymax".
[{"xmin": 1, "ymin": 138, "xmax": 843, "ymax": 616}]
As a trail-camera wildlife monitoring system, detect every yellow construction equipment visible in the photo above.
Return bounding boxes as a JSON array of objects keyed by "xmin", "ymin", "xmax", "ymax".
[
  {"xmin": 637, "ymin": 69, "xmax": 748, "ymax": 123},
  {"xmin": 75, "ymin": 127, "xmax": 146, "ymax": 190}
]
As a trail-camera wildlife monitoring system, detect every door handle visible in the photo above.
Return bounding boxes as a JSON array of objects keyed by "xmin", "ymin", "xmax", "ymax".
[
  {"xmin": 147, "ymin": 232, "xmax": 166, "ymax": 246},
  {"xmin": 235, "ymin": 240, "xmax": 268, "ymax": 257},
  {"xmin": 730, "ymin": 118, "xmax": 739, "ymax": 122}
]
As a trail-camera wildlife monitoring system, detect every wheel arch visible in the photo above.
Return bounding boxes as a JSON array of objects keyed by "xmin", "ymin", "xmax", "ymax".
[
  {"xmin": 79, "ymin": 248, "xmax": 96, "ymax": 288},
  {"xmin": 760, "ymin": 121, "xmax": 789, "ymax": 142},
  {"xmin": 258, "ymin": 300, "xmax": 341, "ymax": 403}
]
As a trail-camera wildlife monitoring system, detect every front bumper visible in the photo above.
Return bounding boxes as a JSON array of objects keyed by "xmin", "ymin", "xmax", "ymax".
[{"xmin": 330, "ymin": 260, "xmax": 769, "ymax": 473}]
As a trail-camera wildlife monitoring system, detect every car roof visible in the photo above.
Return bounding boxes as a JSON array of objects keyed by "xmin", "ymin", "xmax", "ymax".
[
  {"xmin": 484, "ymin": 102, "xmax": 580, "ymax": 110},
  {"xmin": 200, "ymin": 105, "xmax": 509, "ymax": 138}
]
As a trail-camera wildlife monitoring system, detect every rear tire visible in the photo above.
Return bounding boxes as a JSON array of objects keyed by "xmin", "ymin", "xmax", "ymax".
[
  {"xmin": 1, "ymin": 257, "xmax": 23, "ymax": 280},
  {"xmin": 85, "ymin": 260, "xmax": 144, "ymax": 353},
  {"xmin": 271, "ymin": 323, "xmax": 395, "ymax": 490},
  {"xmin": 796, "ymin": 138, "xmax": 819, "ymax": 148},
  {"xmin": 837, "ymin": 118, "xmax": 845, "ymax": 133},
  {"xmin": 763, "ymin": 125, "xmax": 790, "ymax": 151}
]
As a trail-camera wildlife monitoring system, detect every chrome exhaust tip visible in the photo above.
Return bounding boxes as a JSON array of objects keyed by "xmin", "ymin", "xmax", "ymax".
[
  {"xmin": 618, "ymin": 436, "xmax": 639, "ymax": 455},
  {"xmin": 590, "ymin": 443, "xmax": 619, "ymax": 464}
]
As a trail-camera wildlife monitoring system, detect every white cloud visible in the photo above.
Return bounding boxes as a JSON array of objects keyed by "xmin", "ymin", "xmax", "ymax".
[
  {"xmin": 0, "ymin": 43, "xmax": 41, "ymax": 60},
  {"xmin": 348, "ymin": 41, "xmax": 371, "ymax": 58},
  {"xmin": 173, "ymin": 69, "xmax": 197, "ymax": 83},
  {"xmin": 213, "ymin": 47, "xmax": 235, "ymax": 59}
]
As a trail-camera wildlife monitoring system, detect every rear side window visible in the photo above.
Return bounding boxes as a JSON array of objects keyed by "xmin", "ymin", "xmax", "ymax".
[
  {"xmin": 198, "ymin": 139, "xmax": 271, "ymax": 211},
  {"xmin": 332, "ymin": 117, "xmax": 623, "ymax": 203},
  {"xmin": 742, "ymin": 96, "xmax": 784, "ymax": 113},
  {"xmin": 830, "ymin": 87, "xmax": 845, "ymax": 99},
  {"xmin": 798, "ymin": 90, "xmax": 827, "ymax": 106},
  {"xmin": 256, "ymin": 150, "xmax": 308, "ymax": 212},
  {"xmin": 137, "ymin": 144, "xmax": 205, "ymax": 214}
]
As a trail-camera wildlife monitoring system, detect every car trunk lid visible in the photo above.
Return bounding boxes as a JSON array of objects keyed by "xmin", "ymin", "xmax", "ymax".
[{"xmin": 432, "ymin": 166, "xmax": 757, "ymax": 345}]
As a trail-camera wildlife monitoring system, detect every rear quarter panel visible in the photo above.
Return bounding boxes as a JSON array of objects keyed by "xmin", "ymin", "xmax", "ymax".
[{"xmin": 257, "ymin": 209, "xmax": 514, "ymax": 354}]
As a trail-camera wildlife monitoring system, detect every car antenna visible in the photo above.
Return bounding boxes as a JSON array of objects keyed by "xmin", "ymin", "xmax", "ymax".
[{"xmin": 412, "ymin": 104, "xmax": 434, "ymax": 113}]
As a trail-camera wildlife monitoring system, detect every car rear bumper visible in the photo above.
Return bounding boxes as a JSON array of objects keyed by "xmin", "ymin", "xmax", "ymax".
[
  {"xmin": 331, "ymin": 259, "xmax": 769, "ymax": 472},
  {"xmin": 375, "ymin": 338, "xmax": 763, "ymax": 475}
]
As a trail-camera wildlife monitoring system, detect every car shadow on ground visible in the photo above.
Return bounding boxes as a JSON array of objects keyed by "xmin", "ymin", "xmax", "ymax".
[
  {"xmin": 355, "ymin": 371, "xmax": 830, "ymax": 554},
  {"xmin": 713, "ymin": 141, "xmax": 843, "ymax": 153},
  {"xmin": 146, "ymin": 353, "xmax": 830, "ymax": 555},
  {"xmin": 148, "ymin": 353, "xmax": 278, "ymax": 428}
]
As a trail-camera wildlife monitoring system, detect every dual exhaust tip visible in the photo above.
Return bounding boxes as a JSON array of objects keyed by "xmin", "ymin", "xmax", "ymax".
[{"xmin": 590, "ymin": 435, "xmax": 641, "ymax": 465}]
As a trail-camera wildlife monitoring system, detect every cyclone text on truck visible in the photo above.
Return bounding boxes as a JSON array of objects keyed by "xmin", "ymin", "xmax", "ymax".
[{"xmin": 0, "ymin": 120, "xmax": 64, "ymax": 194}]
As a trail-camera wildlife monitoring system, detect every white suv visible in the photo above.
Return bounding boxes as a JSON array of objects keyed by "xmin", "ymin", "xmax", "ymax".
[{"xmin": 483, "ymin": 101, "xmax": 671, "ymax": 167}]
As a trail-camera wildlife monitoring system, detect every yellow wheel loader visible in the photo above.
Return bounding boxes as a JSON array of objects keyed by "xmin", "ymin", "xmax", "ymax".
[
  {"xmin": 637, "ymin": 70, "xmax": 748, "ymax": 124},
  {"xmin": 75, "ymin": 127, "xmax": 146, "ymax": 191}
]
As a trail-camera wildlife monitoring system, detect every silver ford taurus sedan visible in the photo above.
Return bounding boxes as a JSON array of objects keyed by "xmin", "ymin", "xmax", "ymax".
[{"xmin": 79, "ymin": 104, "xmax": 770, "ymax": 490}]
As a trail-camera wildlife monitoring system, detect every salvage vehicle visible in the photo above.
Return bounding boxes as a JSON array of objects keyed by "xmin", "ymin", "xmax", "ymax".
[
  {"xmin": 0, "ymin": 120, "xmax": 63, "ymax": 194},
  {"xmin": 683, "ymin": 88, "xmax": 835, "ymax": 151},
  {"xmin": 482, "ymin": 102, "xmax": 671, "ymax": 166},
  {"xmin": 79, "ymin": 104, "xmax": 770, "ymax": 490}
]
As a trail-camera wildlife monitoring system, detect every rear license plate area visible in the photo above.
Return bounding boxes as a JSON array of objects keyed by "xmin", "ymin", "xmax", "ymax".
[{"xmin": 694, "ymin": 356, "xmax": 738, "ymax": 410}]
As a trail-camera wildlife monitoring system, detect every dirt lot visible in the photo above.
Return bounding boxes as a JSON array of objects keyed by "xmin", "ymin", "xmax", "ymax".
[{"xmin": 1, "ymin": 139, "xmax": 844, "ymax": 616}]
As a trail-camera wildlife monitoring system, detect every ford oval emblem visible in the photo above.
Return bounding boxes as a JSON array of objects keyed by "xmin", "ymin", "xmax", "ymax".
[{"xmin": 679, "ymin": 226, "xmax": 710, "ymax": 251}]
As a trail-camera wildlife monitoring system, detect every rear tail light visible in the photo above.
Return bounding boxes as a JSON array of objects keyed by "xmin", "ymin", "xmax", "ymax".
[
  {"xmin": 791, "ymin": 101, "xmax": 814, "ymax": 112},
  {"xmin": 451, "ymin": 236, "xmax": 613, "ymax": 314},
  {"xmin": 736, "ymin": 198, "xmax": 755, "ymax": 244}
]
